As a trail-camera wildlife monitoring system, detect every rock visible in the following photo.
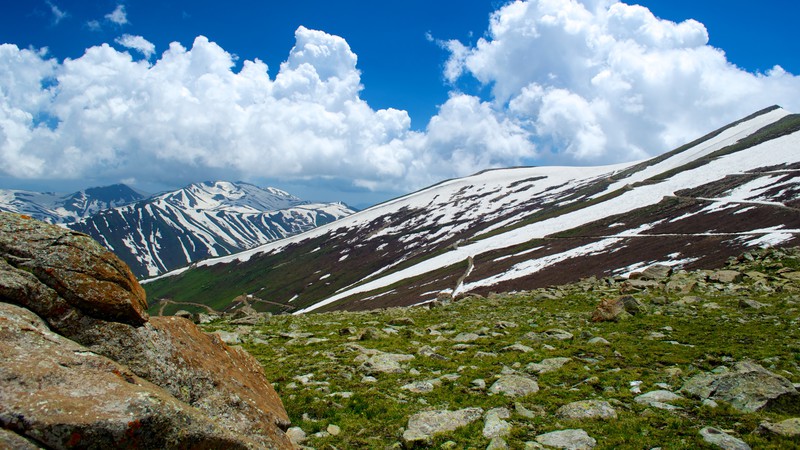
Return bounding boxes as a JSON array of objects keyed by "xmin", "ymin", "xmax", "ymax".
[
  {"xmin": 503, "ymin": 343, "xmax": 535, "ymax": 353},
  {"xmin": 489, "ymin": 375, "xmax": 540, "ymax": 397},
  {"xmin": 389, "ymin": 316, "xmax": 415, "ymax": 326},
  {"xmin": 0, "ymin": 302, "xmax": 263, "ymax": 449},
  {"xmin": 587, "ymin": 336, "xmax": 610, "ymax": 345},
  {"xmin": 401, "ymin": 379, "xmax": 442, "ymax": 394},
  {"xmin": 634, "ymin": 390, "xmax": 684, "ymax": 406},
  {"xmin": 556, "ymin": 400, "xmax": 617, "ymax": 420},
  {"xmin": 527, "ymin": 357, "xmax": 572, "ymax": 374},
  {"xmin": 542, "ymin": 328, "xmax": 574, "ymax": 340},
  {"xmin": 483, "ymin": 408, "xmax": 512, "ymax": 439},
  {"xmin": 358, "ymin": 350, "xmax": 415, "ymax": 374},
  {"xmin": 174, "ymin": 309, "xmax": 193, "ymax": 319},
  {"xmin": 758, "ymin": 418, "xmax": 800, "ymax": 437},
  {"xmin": 534, "ymin": 429, "xmax": 597, "ymax": 449},
  {"xmin": 402, "ymin": 407, "xmax": 483, "ymax": 444},
  {"xmin": 487, "ymin": 437, "xmax": 509, "ymax": 449},
  {"xmin": 699, "ymin": 427, "xmax": 751, "ymax": 450},
  {"xmin": 739, "ymin": 298, "xmax": 768, "ymax": 309},
  {"xmin": 0, "ymin": 212, "xmax": 147, "ymax": 326},
  {"xmin": 591, "ymin": 295, "xmax": 642, "ymax": 322},
  {"xmin": 471, "ymin": 379, "xmax": 487, "ymax": 390},
  {"xmin": 286, "ymin": 426, "xmax": 307, "ymax": 445},
  {"xmin": 0, "ymin": 427, "xmax": 42, "ymax": 449},
  {"xmin": 640, "ymin": 264, "xmax": 672, "ymax": 280},
  {"xmin": 0, "ymin": 214, "xmax": 292, "ymax": 448},
  {"xmin": 709, "ymin": 270, "xmax": 743, "ymax": 284},
  {"xmin": 453, "ymin": 332, "xmax": 481, "ymax": 342},
  {"xmin": 681, "ymin": 361, "xmax": 799, "ymax": 413},
  {"xmin": 327, "ymin": 424, "xmax": 341, "ymax": 436}
]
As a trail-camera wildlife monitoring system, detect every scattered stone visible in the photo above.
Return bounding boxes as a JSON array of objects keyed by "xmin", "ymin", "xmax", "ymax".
[
  {"xmin": 476, "ymin": 351, "xmax": 499, "ymax": 358},
  {"xmin": 676, "ymin": 295, "xmax": 703, "ymax": 305},
  {"xmin": 758, "ymin": 418, "xmax": 800, "ymax": 437},
  {"xmin": 495, "ymin": 320, "xmax": 519, "ymax": 329},
  {"xmin": 418, "ymin": 345, "xmax": 449, "ymax": 360},
  {"xmin": 453, "ymin": 332, "xmax": 481, "ymax": 342},
  {"xmin": 286, "ymin": 427, "xmax": 307, "ymax": 445},
  {"xmin": 587, "ymin": 336, "xmax": 610, "ymax": 345},
  {"xmin": 527, "ymin": 357, "xmax": 572, "ymax": 374},
  {"xmin": 489, "ymin": 375, "xmax": 540, "ymax": 397},
  {"xmin": 401, "ymin": 379, "xmax": 442, "ymax": 394},
  {"xmin": 503, "ymin": 343, "xmax": 535, "ymax": 353},
  {"xmin": 739, "ymin": 298, "xmax": 768, "ymax": 309},
  {"xmin": 709, "ymin": 270, "xmax": 743, "ymax": 284},
  {"xmin": 556, "ymin": 400, "xmax": 617, "ymax": 420},
  {"xmin": 326, "ymin": 424, "xmax": 341, "ymax": 436},
  {"xmin": 699, "ymin": 427, "xmax": 751, "ymax": 450},
  {"xmin": 535, "ymin": 429, "xmax": 596, "ymax": 449},
  {"xmin": 388, "ymin": 317, "xmax": 415, "ymax": 326},
  {"xmin": 402, "ymin": 407, "xmax": 483, "ymax": 445},
  {"xmin": 483, "ymin": 407, "xmax": 512, "ymax": 439},
  {"xmin": 681, "ymin": 361, "xmax": 799, "ymax": 413},
  {"xmin": 357, "ymin": 351, "xmax": 415, "ymax": 375},
  {"xmin": 634, "ymin": 390, "xmax": 684, "ymax": 407},
  {"xmin": 471, "ymin": 379, "xmax": 487, "ymax": 390},
  {"xmin": 487, "ymin": 437, "xmax": 510, "ymax": 450},
  {"xmin": 515, "ymin": 403, "xmax": 546, "ymax": 419},
  {"xmin": 591, "ymin": 295, "xmax": 642, "ymax": 322},
  {"xmin": 640, "ymin": 264, "xmax": 673, "ymax": 280}
]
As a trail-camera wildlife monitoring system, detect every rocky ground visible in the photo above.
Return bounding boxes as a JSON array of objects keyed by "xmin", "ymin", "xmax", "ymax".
[{"xmin": 205, "ymin": 247, "xmax": 800, "ymax": 449}]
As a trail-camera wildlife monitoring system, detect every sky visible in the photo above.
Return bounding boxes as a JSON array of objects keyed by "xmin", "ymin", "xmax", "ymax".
[{"xmin": 1, "ymin": 0, "xmax": 799, "ymax": 208}]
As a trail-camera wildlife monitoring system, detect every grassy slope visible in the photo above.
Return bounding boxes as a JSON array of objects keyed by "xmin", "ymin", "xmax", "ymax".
[{"xmin": 205, "ymin": 247, "xmax": 800, "ymax": 449}]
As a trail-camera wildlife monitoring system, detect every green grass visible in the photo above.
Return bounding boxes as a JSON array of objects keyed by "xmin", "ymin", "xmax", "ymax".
[{"xmin": 201, "ymin": 247, "xmax": 800, "ymax": 449}]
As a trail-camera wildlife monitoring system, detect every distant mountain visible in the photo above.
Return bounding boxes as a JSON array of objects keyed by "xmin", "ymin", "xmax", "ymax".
[
  {"xmin": 144, "ymin": 106, "xmax": 800, "ymax": 315},
  {"xmin": 0, "ymin": 184, "xmax": 146, "ymax": 223},
  {"xmin": 67, "ymin": 181, "xmax": 355, "ymax": 278}
]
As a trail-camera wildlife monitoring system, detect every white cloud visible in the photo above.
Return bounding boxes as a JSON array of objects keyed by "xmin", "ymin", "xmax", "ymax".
[
  {"xmin": 444, "ymin": 0, "xmax": 800, "ymax": 164},
  {"xmin": 47, "ymin": 1, "xmax": 68, "ymax": 25},
  {"xmin": 2, "ymin": 1, "xmax": 800, "ymax": 199},
  {"xmin": 115, "ymin": 34, "xmax": 155, "ymax": 59},
  {"xmin": 105, "ymin": 4, "xmax": 128, "ymax": 25}
]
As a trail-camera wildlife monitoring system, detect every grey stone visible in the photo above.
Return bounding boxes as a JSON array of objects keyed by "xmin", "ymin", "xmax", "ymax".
[
  {"xmin": 487, "ymin": 437, "xmax": 510, "ymax": 450},
  {"xmin": 699, "ymin": 427, "xmax": 751, "ymax": 450},
  {"xmin": 556, "ymin": 400, "xmax": 617, "ymax": 420},
  {"xmin": 681, "ymin": 361, "xmax": 799, "ymax": 413},
  {"xmin": 758, "ymin": 418, "xmax": 800, "ymax": 437},
  {"xmin": 402, "ymin": 407, "xmax": 483, "ymax": 444},
  {"xmin": 286, "ymin": 427, "xmax": 307, "ymax": 445},
  {"xmin": 483, "ymin": 408, "xmax": 512, "ymax": 439},
  {"xmin": 401, "ymin": 379, "xmax": 442, "ymax": 394},
  {"xmin": 535, "ymin": 429, "xmax": 596, "ymax": 449},
  {"xmin": 489, "ymin": 375, "xmax": 540, "ymax": 397},
  {"xmin": 357, "ymin": 351, "xmax": 415, "ymax": 374},
  {"xmin": 527, "ymin": 357, "xmax": 572, "ymax": 374},
  {"xmin": 640, "ymin": 264, "xmax": 673, "ymax": 280},
  {"xmin": 453, "ymin": 332, "xmax": 481, "ymax": 342},
  {"xmin": 634, "ymin": 390, "xmax": 684, "ymax": 406},
  {"xmin": 709, "ymin": 270, "xmax": 743, "ymax": 284}
]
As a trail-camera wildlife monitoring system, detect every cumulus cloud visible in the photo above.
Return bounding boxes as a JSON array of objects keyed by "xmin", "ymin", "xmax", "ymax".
[
  {"xmin": 2, "ymin": 0, "xmax": 800, "ymax": 198},
  {"xmin": 115, "ymin": 34, "xmax": 155, "ymax": 59},
  {"xmin": 445, "ymin": 0, "xmax": 800, "ymax": 163},
  {"xmin": 105, "ymin": 4, "xmax": 128, "ymax": 25}
]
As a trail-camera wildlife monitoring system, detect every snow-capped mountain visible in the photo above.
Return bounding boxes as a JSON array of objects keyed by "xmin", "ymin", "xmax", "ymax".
[
  {"xmin": 67, "ymin": 181, "xmax": 355, "ymax": 278},
  {"xmin": 0, "ymin": 184, "xmax": 146, "ymax": 223},
  {"xmin": 144, "ymin": 106, "xmax": 800, "ymax": 314}
]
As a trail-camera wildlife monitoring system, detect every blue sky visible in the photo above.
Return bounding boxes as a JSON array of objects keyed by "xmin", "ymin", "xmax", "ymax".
[{"xmin": 1, "ymin": 1, "xmax": 799, "ymax": 208}]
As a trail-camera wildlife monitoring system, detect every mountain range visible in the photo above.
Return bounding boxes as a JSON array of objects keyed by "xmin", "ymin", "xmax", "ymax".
[
  {"xmin": 143, "ymin": 105, "xmax": 800, "ymax": 315},
  {"xmin": 0, "ymin": 181, "xmax": 355, "ymax": 278}
]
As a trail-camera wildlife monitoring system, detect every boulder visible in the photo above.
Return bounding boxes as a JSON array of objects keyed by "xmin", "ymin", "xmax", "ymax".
[
  {"xmin": 489, "ymin": 375, "xmax": 540, "ymax": 397},
  {"xmin": 527, "ymin": 357, "xmax": 572, "ymax": 374},
  {"xmin": 0, "ymin": 302, "xmax": 260, "ymax": 449},
  {"xmin": 483, "ymin": 408, "xmax": 512, "ymax": 439},
  {"xmin": 0, "ymin": 212, "xmax": 147, "ymax": 325},
  {"xmin": 592, "ymin": 295, "xmax": 642, "ymax": 322},
  {"xmin": 640, "ymin": 264, "xmax": 672, "ymax": 280},
  {"xmin": 556, "ymin": 400, "xmax": 617, "ymax": 420},
  {"xmin": 357, "ymin": 350, "xmax": 415, "ymax": 374},
  {"xmin": 708, "ymin": 270, "xmax": 744, "ymax": 284},
  {"xmin": 402, "ymin": 407, "xmax": 483, "ymax": 444},
  {"xmin": 699, "ymin": 427, "xmax": 751, "ymax": 450},
  {"xmin": 0, "ymin": 214, "xmax": 292, "ymax": 448},
  {"xmin": 681, "ymin": 361, "xmax": 799, "ymax": 413},
  {"xmin": 758, "ymin": 418, "xmax": 800, "ymax": 437},
  {"xmin": 534, "ymin": 429, "xmax": 596, "ymax": 449}
]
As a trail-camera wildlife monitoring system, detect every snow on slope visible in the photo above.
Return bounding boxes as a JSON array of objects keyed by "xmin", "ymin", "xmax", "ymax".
[
  {"xmin": 146, "ymin": 107, "xmax": 800, "ymax": 314},
  {"xmin": 0, "ymin": 184, "xmax": 145, "ymax": 223}
]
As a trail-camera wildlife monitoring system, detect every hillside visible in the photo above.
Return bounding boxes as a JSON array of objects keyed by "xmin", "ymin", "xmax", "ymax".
[
  {"xmin": 200, "ymin": 246, "xmax": 800, "ymax": 448},
  {"xmin": 67, "ymin": 181, "xmax": 355, "ymax": 278},
  {"xmin": 144, "ymin": 106, "xmax": 800, "ymax": 315}
]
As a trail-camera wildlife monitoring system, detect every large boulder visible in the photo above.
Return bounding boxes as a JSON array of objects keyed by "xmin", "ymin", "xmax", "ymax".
[
  {"xmin": 0, "ymin": 213, "xmax": 292, "ymax": 448},
  {"xmin": 681, "ymin": 361, "xmax": 799, "ymax": 413},
  {"xmin": 0, "ymin": 212, "xmax": 147, "ymax": 325},
  {"xmin": 591, "ymin": 295, "xmax": 642, "ymax": 322},
  {"xmin": 0, "ymin": 302, "xmax": 261, "ymax": 449}
]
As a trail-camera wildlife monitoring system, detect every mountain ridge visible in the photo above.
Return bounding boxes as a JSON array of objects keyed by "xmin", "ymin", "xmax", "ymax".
[{"xmin": 144, "ymin": 106, "xmax": 800, "ymax": 316}]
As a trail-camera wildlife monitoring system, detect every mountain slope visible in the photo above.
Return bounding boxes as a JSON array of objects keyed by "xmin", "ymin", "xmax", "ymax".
[
  {"xmin": 67, "ymin": 181, "xmax": 355, "ymax": 278},
  {"xmin": 0, "ymin": 184, "xmax": 146, "ymax": 223},
  {"xmin": 144, "ymin": 106, "xmax": 800, "ymax": 315}
]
